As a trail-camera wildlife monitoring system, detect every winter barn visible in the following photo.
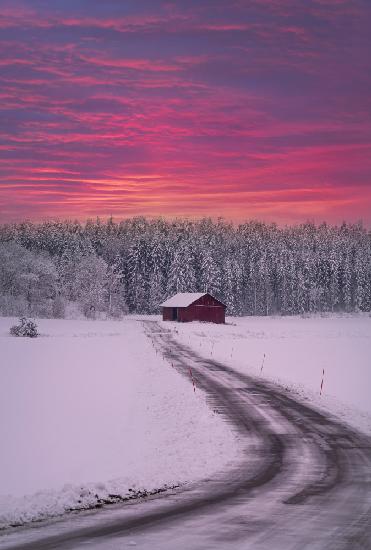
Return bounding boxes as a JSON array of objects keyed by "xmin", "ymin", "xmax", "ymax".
[{"xmin": 160, "ymin": 292, "xmax": 226, "ymax": 324}]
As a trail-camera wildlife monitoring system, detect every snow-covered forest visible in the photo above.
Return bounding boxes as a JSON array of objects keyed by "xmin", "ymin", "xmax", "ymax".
[{"xmin": 0, "ymin": 218, "xmax": 370, "ymax": 318}]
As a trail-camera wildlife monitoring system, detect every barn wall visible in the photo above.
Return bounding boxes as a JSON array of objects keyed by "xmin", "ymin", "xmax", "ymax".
[
  {"xmin": 162, "ymin": 307, "xmax": 173, "ymax": 321},
  {"xmin": 178, "ymin": 305, "xmax": 225, "ymax": 323},
  {"xmin": 193, "ymin": 294, "xmax": 225, "ymax": 308}
]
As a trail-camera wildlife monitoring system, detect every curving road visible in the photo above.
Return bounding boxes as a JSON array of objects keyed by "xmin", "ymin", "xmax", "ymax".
[{"xmin": 1, "ymin": 320, "xmax": 371, "ymax": 550}]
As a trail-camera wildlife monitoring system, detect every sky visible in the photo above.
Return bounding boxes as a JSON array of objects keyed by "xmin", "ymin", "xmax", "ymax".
[{"xmin": 0, "ymin": 0, "xmax": 370, "ymax": 225}]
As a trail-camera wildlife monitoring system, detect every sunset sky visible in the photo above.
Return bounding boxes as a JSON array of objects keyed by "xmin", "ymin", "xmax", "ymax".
[{"xmin": 0, "ymin": 0, "xmax": 370, "ymax": 225}]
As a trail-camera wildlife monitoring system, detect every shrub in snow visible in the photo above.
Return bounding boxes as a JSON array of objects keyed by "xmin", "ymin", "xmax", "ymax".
[{"xmin": 10, "ymin": 317, "xmax": 38, "ymax": 338}]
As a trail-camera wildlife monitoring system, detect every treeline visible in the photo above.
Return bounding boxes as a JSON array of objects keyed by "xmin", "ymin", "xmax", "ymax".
[{"xmin": 0, "ymin": 217, "xmax": 370, "ymax": 318}]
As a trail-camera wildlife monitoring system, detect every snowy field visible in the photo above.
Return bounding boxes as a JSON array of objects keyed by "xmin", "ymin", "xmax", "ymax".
[
  {"xmin": 1, "ymin": 314, "xmax": 370, "ymax": 533},
  {"xmin": 169, "ymin": 314, "xmax": 371, "ymax": 434},
  {"xmin": 0, "ymin": 317, "xmax": 239, "ymax": 529}
]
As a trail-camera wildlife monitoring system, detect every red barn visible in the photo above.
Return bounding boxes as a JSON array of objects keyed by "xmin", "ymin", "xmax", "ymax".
[{"xmin": 160, "ymin": 292, "xmax": 226, "ymax": 324}]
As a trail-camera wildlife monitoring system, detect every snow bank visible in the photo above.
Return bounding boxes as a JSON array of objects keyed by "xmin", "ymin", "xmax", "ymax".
[
  {"xmin": 0, "ymin": 317, "xmax": 239, "ymax": 529},
  {"xmin": 169, "ymin": 314, "xmax": 371, "ymax": 434}
]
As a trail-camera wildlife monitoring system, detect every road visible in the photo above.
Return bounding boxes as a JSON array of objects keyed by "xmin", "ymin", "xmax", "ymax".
[{"xmin": 1, "ymin": 320, "xmax": 371, "ymax": 550}]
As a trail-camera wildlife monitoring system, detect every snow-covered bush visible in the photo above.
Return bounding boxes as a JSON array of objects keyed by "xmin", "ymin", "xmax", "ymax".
[{"xmin": 10, "ymin": 317, "xmax": 38, "ymax": 338}]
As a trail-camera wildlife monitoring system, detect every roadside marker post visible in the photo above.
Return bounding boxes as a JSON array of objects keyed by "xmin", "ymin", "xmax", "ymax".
[
  {"xmin": 189, "ymin": 367, "xmax": 196, "ymax": 393},
  {"xmin": 260, "ymin": 353, "xmax": 266, "ymax": 373},
  {"xmin": 320, "ymin": 368, "xmax": 325, "ymax": 396}
]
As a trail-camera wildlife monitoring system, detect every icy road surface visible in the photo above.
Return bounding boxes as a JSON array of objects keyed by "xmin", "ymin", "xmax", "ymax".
[{"xmin": 1, "ymin": 319, "xmax": 371, "ymax": 550}]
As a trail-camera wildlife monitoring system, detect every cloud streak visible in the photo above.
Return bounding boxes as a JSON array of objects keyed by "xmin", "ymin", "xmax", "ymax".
[{"xmin": 0, "ymin": 0, "xmax": 370, "ymax": 224}]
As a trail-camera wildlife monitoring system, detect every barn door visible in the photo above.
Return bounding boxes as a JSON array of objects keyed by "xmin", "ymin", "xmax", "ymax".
[{"xmin": 172, "ymin": 307, "xmax": 177, "ymax": 320}]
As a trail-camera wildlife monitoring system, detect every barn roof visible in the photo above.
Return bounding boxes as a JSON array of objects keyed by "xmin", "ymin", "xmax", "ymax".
[{"xmin": 160, "ymin": 292, "xmax": 207, "ymax": 307}]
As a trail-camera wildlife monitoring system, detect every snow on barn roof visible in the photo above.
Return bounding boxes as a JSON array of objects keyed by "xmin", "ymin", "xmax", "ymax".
[{"xmin": 160, "ymin": 292, "xmax": 207, "ymax": 308}]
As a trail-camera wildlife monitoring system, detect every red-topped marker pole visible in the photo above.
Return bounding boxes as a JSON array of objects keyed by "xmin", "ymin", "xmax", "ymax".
[
  {"xmin": 260, "ymin": 353, "xmax": 266, "ymax": 373},
  {"xmin": 320, "ymin": 368, "xmax": 325, "ymax": 396},
  {"xmin": 189, "ymin": 367, "xmax": 196, "ymax": 393}
]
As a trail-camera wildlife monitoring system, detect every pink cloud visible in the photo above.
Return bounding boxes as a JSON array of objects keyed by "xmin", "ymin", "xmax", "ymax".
[{"xmin": 0, "ymin": 0, "xmax": 370, "ymax": 225}]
